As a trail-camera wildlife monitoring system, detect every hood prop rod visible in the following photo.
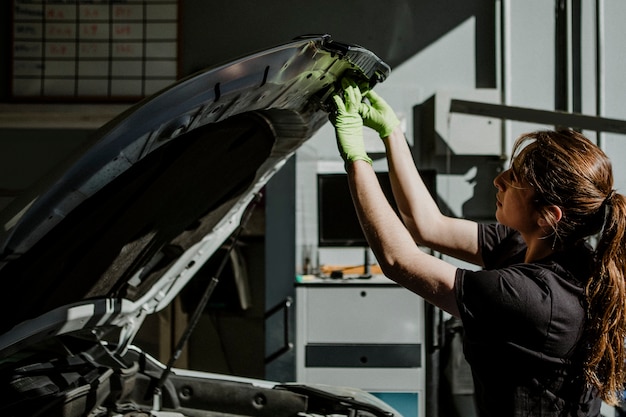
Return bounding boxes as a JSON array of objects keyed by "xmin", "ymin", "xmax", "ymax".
[{"xmin": 152, "ymin": 192, "xmax": 263, "ymax": 410}]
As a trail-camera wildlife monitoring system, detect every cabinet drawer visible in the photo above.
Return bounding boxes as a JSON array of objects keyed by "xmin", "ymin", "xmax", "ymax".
[
  {"xmin": 303, "ymin": 286, "xmax": 422, "ymax": 343},
  {"xmin": 301, "ymin": 367, "xmax": 425, "ymax": 392},
  {"xmin": 306, "ymin": 343, "xmax": 421, "ymax": 367}
]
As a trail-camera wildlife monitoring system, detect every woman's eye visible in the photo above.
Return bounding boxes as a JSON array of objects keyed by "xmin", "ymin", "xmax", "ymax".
[{"xmin": 508, "ymin": 170, "xmax": 520, "ymax": 183}]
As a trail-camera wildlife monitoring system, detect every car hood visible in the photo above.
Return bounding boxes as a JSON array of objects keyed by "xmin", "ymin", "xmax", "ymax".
[{"xmin": 0, "ymin": 35, "xmax": 389, "ymax": 357}]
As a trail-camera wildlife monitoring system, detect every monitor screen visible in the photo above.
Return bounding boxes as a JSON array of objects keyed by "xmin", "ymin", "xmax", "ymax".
[{"xmin": 317, "ymin": 170, "xmax": 436, "ymax": 247}]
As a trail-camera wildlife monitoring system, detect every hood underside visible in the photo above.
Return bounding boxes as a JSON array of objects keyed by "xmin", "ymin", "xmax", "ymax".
[{"xmin": 0, "ymin": 35, "xmax": 390, "ymax": 344}]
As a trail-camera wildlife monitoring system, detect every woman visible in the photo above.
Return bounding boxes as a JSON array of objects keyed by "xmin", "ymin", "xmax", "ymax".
[{"xmin": 329, "ymin": 78, "xmax": 626, "ymax": 416}]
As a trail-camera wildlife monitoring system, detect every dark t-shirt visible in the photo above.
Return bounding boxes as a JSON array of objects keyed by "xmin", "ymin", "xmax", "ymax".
[{"xmin": 455, "ymin": 223, "xmax": 601, "ymax": 417}]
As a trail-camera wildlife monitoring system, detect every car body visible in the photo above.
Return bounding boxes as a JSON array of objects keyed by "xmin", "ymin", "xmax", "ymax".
[{"xmin": 0, "ymin": 35, "xmax": 400, "ymax": 417}]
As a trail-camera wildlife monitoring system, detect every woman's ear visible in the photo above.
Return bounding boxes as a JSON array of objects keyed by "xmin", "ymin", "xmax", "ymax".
[{"xmin": 538, "ymin": 205, "xmax": 563, "ymax": 227}]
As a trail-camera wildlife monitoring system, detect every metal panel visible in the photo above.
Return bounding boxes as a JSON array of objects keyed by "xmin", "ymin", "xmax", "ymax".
[
  {"xmin": 306, "ymin": 343, "xmax": 422, "ymax": 368},
  {"xmin": 304, "ymin": 286, "xmax": 423, "ymax": 344}
]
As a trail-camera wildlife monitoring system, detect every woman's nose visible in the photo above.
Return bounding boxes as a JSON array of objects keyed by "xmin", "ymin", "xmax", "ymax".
[{"xmin": 493, "ymin": 171, "xmax": 505, "ymax": 190}]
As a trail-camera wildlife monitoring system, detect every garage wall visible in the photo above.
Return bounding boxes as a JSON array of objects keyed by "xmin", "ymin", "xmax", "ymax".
[
  {"xmin": 295, "ymin": 0, "xmax": 626, "ymax": 278},
  {"xmin": 2, "ymin": 0, "xmax": 626, "ymax": 385}
]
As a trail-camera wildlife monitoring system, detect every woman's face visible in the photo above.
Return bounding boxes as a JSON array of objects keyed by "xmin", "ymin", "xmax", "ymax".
[{"xmin": 493, "ymin": 168, "xmax": 542, "ymax": 234}]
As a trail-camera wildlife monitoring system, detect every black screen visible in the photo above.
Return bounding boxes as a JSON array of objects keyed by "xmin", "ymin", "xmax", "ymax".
[{"xmin": 317, "ymin": 170, "xmax": 436, "ymax": 247}]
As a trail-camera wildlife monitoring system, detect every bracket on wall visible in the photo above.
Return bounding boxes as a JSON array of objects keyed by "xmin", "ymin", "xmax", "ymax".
[{"xmin": 449, "ymin": 99, "xmax": 626, "ymax": 135}]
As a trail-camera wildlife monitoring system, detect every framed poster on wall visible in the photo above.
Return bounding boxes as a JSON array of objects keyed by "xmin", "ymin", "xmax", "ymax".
[{"xmin": 11, "ymin": 0, "xmax": 179, "ymax": 101}]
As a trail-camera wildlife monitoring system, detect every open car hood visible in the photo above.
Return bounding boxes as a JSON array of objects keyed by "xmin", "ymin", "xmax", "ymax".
[
  {"xmin": 0, "ymin": 35, "xmax": 389, "ymax": 356},
  {"xmin": 0, "ymin": 35, "xmax": 402, "ymax": 417}
]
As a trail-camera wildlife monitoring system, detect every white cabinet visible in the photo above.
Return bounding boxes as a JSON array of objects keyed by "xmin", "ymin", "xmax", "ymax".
[{"xmin": 295, "ymin": 277, "xmax": 425, "ymax": 417}]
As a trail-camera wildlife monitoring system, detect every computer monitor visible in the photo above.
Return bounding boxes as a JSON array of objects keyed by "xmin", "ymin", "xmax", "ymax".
[{"xmin": 317, "ymin": 170, "xmax": 436, "ymax": 248}]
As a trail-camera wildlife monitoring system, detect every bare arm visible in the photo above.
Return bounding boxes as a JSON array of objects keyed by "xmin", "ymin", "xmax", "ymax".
[
  {"xmin": 383, "ymin": 126, "xmax": 483, "ymax": 266},
  {"xmin": 347, "ymin": 159, "xmax": 461, "ymax": 317}
]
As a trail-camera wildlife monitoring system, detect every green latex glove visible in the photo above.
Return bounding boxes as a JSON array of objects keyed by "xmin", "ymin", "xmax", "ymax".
[
  {"xmin": 359, "ymin": 90, "xmax": 401, "ymax": 139},
  {"xmin": 331, "ymin": 79, "xmax": 372, "ymax": 165}
]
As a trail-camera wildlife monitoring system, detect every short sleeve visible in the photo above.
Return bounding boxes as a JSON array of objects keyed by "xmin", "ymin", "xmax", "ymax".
[
  {"xmin": 455, "ymin": 263, "xmax": 558, "ymax": 361},
  {"xmin": 456, "ymin": 266, "xmax": 550, "ymax": 327},
  {"xmin": 479, "ymin": 223, "xmax": 526, "ymax": 268},
  {"xmin": 456, "ymin": 223, "xmax": 535, "ymax": 333}
]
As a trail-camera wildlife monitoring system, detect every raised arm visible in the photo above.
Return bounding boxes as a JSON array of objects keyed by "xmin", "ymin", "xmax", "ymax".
[
  {"xmin": 347, "ymin": 160, "xmax": 460, "ymax": 315},
  {"xmin": 361, "ymin": 89, "xmax": 482, "ymax": 266},
  {"xmin": 330, "ymin": 79, "xmax": 461, "ymax": 315}
]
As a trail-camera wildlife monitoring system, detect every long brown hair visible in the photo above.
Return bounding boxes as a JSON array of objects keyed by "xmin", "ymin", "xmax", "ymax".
[{"xmin": 511, "ymin": 129, "xmax": 626, "ymax": 405}]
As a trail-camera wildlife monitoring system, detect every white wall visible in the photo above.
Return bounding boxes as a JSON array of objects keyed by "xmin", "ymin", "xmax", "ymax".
[
  {"xmin": 295, "ymin": 1, "xmax": 626, "ymax": 275},
  {"xmin": 598, "ymin": 0, "xmax": 626, "ymax": 193}
]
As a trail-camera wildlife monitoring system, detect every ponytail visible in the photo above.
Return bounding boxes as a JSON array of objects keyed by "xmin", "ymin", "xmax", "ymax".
[{"xmin": 585, "ymin": 191, "xmax": 626, "ymax": 405}]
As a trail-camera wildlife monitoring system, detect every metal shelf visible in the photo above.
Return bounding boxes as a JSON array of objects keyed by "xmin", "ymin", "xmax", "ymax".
[{"xmin": 0, "ymin": 103, "xmax": 130, "ymax": 129}]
